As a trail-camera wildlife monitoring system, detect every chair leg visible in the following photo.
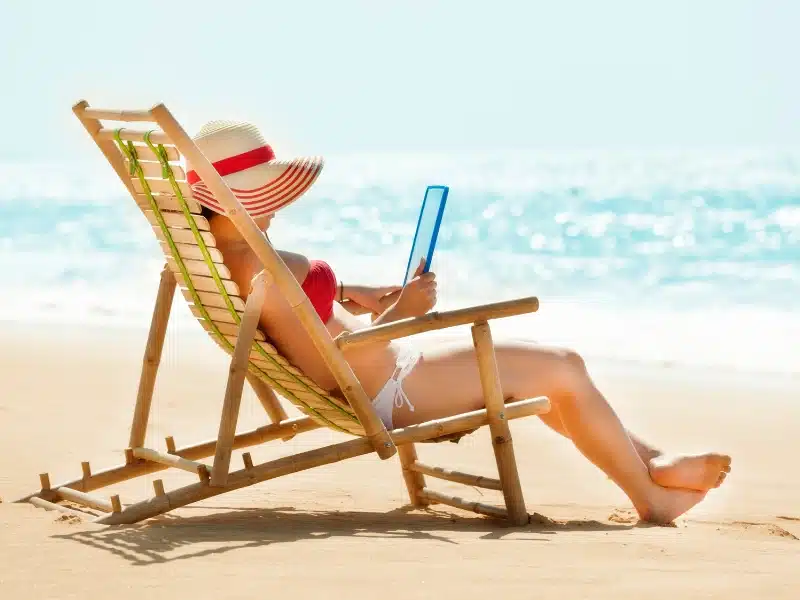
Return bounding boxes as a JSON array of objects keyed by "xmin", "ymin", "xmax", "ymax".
[
  {"xmin": 471, "ymin": 320, "xmax": 529, "ymax": 526},
  {"xmin": 246, "ymin": 373, "xmax": 295, "ymax": 441},
  {"xmin": 129, "ymin": 265, "xmax": 176, "ymax": 449},
  {"xmin": 397, "ymin": 443, "xmax": 429, "ymax": 507},
  {"xmin": 247, "ymin": 372, "xmax": 289, "ymax": 423},
  {"xmin": 210, "ymin": 272, "xmax": 269, "ymax": 487}
]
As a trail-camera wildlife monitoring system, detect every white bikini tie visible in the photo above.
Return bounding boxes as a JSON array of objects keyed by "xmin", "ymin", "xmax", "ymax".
[
  {"xmin": 390, "ymin": 356, "xmax": 417, "ymax": 413},
  {"xmin": 370, "ymin": 350, "xmax": 421, "ymax": 430}
]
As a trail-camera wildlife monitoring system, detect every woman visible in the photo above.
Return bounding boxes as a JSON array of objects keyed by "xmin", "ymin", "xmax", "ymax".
[{"xmin": 187, "ymin": 120, "xmax": 731, "ymax": 525}]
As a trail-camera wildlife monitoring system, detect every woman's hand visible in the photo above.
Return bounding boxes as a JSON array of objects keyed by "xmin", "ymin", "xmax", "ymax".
[
  {"xmin": 344, "ymin": 283, "xmax": 402, "ymax": 315},
  {"xmin": 392, "ymin": 259, "xmax": 437, "ymax": 318}
]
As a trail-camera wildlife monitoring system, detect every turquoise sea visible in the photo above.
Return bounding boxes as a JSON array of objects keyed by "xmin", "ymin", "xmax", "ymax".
[{"xmin": 1, "ymin": 149, "xmax": 798, "ymax": 376}]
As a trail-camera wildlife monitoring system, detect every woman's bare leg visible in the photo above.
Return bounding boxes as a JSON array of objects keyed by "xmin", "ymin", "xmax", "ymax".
[
  {"xmin": 537, "ymin": 405, "xmax": 730, "ymax": 490},
  {"xmin": 538, "ymin": 407, "xmax": 657, "ymax": 460},
  {"xmin": 398, "ymin": 340, "xmax": 729, "ymax": 523}
]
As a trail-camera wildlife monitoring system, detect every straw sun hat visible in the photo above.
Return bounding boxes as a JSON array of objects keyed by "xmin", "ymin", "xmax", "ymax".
[{"xmin": 186, "ymin": 120, "xmax": 324, "ymax": 218}]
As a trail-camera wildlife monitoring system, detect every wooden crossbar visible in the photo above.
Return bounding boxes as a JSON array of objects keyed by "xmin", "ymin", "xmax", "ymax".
[
  {"xmin": 408, "ymin": 462, "xmax": 502, "ymax": 490},
  {"xmin": 335, "ymin": 297, "xmax": 539, "ymax": 349},
  {"xmin": 29, "ymin": 497, "xmax": 96, "ymax": 520},
  {"xmin": 97, "ymin": 128, "xmax": 170, "ymax": 143},
  {"xmin": 131, "ymin": 447, "xmax": 210, "ymax": 480},
  {"xmin": 418, "ymin": 488, "xmax": 509, "ymax": 520},
  {"xmin": 81, "ymin": 108, "xmax": 156, "ymax": 122},
  {"xmin": 55, "ymin": 487, "xmax": 117, "ymax": 513}
]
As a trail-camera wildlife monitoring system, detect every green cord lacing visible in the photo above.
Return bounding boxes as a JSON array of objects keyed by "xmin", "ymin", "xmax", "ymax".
[{"xmin": 115, "ymin": 129, "xmax": 359, "ymax": 434}]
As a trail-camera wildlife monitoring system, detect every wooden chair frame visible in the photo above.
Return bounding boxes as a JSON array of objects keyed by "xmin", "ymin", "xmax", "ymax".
[{"xmin": 15, "ymin": 101, "xmax": 550, "ymax": 526}]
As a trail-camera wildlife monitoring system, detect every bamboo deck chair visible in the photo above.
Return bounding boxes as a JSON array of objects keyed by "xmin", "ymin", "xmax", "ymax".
[{"xmin": 17, "ymin": 100, "xmax": 550, "ymax": 526}]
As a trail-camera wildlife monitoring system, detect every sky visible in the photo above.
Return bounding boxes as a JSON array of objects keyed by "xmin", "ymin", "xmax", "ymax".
[{"xmin": 0, "ymin": 0, "xmax": 798, "ymax": 160}]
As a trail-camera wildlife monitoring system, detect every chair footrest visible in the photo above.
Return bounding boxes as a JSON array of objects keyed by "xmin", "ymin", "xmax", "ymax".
[
  {"xmin": 55, "ymin": 487, "xmax": 120, "ymax": 513},
  {"xmin": 132, "ymin": 447, "xmax": 210, "ymax": 480},
  {"xmin": 29, "ymin": 496, "xmax": 98, "ymax": 520},
  {"xmin": 418, "ymin": 488, "xmax": 511, "ymax": 520},
  {"xmin": 409, "ymin": 462, "xmax": 502, "ymax": 490}
]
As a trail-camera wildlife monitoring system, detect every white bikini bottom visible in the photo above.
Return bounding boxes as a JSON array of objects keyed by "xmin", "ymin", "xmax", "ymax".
[{"xmin": 370, "ymin": 350, "xmax": 422, "ymax": 430}]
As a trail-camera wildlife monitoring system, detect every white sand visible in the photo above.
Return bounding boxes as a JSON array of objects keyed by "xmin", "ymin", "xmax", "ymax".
[{"xmin": 1, "ymin": 320, "xmax": 798, "ymax": 599}]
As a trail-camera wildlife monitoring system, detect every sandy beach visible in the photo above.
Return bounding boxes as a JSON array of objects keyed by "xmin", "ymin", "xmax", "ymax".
[
  {"xmin": 0, "ymin": 317, "xmax": 797, "ymax": 599},
  {"xmin": 1, "ymin": 0, "xmax": 798, "ymax": 597}
]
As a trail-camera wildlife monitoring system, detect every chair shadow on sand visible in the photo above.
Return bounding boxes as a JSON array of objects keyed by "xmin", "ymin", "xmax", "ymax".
[{"xmin": 50, "ymin": 504, "xmax": 643, "ymax": 566}]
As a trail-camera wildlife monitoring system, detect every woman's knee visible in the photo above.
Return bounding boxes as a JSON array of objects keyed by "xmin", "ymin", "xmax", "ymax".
[
  {"xmin": 493, "ymin": 342, "xmax": 587, "ymax": 400},
  {"xmin": 558, "ymin": 347, "xmax": 587, "ymax": 373},
  {"xmin": 540, "ymin": 346, "xmax": 589, "ymax": 397}
]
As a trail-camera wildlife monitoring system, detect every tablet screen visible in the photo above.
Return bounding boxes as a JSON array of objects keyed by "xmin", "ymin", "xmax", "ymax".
[{"xmin": 404, "ymin": 185, "xmax": 449, "ymax": 285}]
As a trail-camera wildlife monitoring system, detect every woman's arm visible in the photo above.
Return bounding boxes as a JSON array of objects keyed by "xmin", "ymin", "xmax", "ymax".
[
  {"xmin": 273, "ymin": 250, "xmax": 393, "ymax": 309},
  {"xmin": 333, "ymin": 291, "xmax": 410, "ymax": 329},
  {"xmin": 340, "ymin": 265, "xmax": 437, "ymax": 327},
  {"xmin": 271, "ymin": 249, "xmax": 431, "ymax": 327},
  {"xmin": 340, "ymin": 284, "xmax": 401, "ymax": 314}
]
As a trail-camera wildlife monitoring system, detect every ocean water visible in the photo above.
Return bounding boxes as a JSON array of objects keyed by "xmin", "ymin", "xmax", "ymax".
[{"xmin": 1, "ymin": 149, "xmax": 798, "ymax": 376}]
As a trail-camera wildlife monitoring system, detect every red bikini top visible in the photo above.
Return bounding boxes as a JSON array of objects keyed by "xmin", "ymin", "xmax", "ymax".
[{"xmin": 301, "ymin": 260, "xmax": 337, "ymax": 323}]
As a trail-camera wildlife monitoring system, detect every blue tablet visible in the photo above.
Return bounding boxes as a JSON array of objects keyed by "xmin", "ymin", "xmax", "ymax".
[{"xmin": 403, "ymin": 185, "xmax": 449, "ymax": 285}]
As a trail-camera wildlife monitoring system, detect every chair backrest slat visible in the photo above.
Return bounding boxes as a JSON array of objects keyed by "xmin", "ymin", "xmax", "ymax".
[
  {"xmin": 160, "ymin": 241, "xmax": 225, "ymax": 263},
  {"xmin": 143, "ymin": 210, "xmax": 210, "ymax": 231},
  {"xmin": 136, "ymin": 194, "xmax": 201, "ymax": 214},
  {"xmin": 132, "ymin": 177, "xmax": 192, "ymax": 197},
  {"xmin": 153, "ymin": 226, "xmax": 215, "ymax": 247},
  {"xmin": 173, "ymin": 272, "xmax": 239, "ymax": 296},
  {"xmin": 126, "ymin": 160, "xmax": 187, "ymax": 180},
  {"xmin": 199, "ymin": 318, "xmax": 266, "ymax": 342},
  {"xmin": 180, "ymin": 288, "xmax": 246, "ymax": 312},
  {"xmin": 117, "ymin": 141, "xmax": 180, "ymax": 162},
  {"xmin": 166, "ymin": 256, "xmax": 231, "ymax": 279},
  {"xmin": 188, "ymin": 304, "xmax": 242, "ymax": 324}
]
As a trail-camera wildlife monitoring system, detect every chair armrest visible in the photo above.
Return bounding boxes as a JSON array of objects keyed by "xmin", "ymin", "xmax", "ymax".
[{"xmin": 335, "ymin": 296, "xmax": 539, "ymax": 349}]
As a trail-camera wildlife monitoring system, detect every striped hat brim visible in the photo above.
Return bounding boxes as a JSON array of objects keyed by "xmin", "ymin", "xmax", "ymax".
[{"xmin": 189, "ymin": 157, "xmax": 323, "ymax": 218}]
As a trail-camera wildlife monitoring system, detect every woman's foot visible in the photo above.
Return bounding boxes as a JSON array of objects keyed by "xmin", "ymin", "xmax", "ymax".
[
  {"xmin": 636, "ymin": 485, "xmax": 708, "ymax": 525},
  {"xmin": 648, "ymin": 453, "xmax": 731, "ymax": 491}
]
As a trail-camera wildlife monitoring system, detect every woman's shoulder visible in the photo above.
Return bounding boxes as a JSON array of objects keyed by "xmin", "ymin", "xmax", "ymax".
[{"xmin": 276, "ymin": 250, "xmax": 311, "ymax": 281}]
